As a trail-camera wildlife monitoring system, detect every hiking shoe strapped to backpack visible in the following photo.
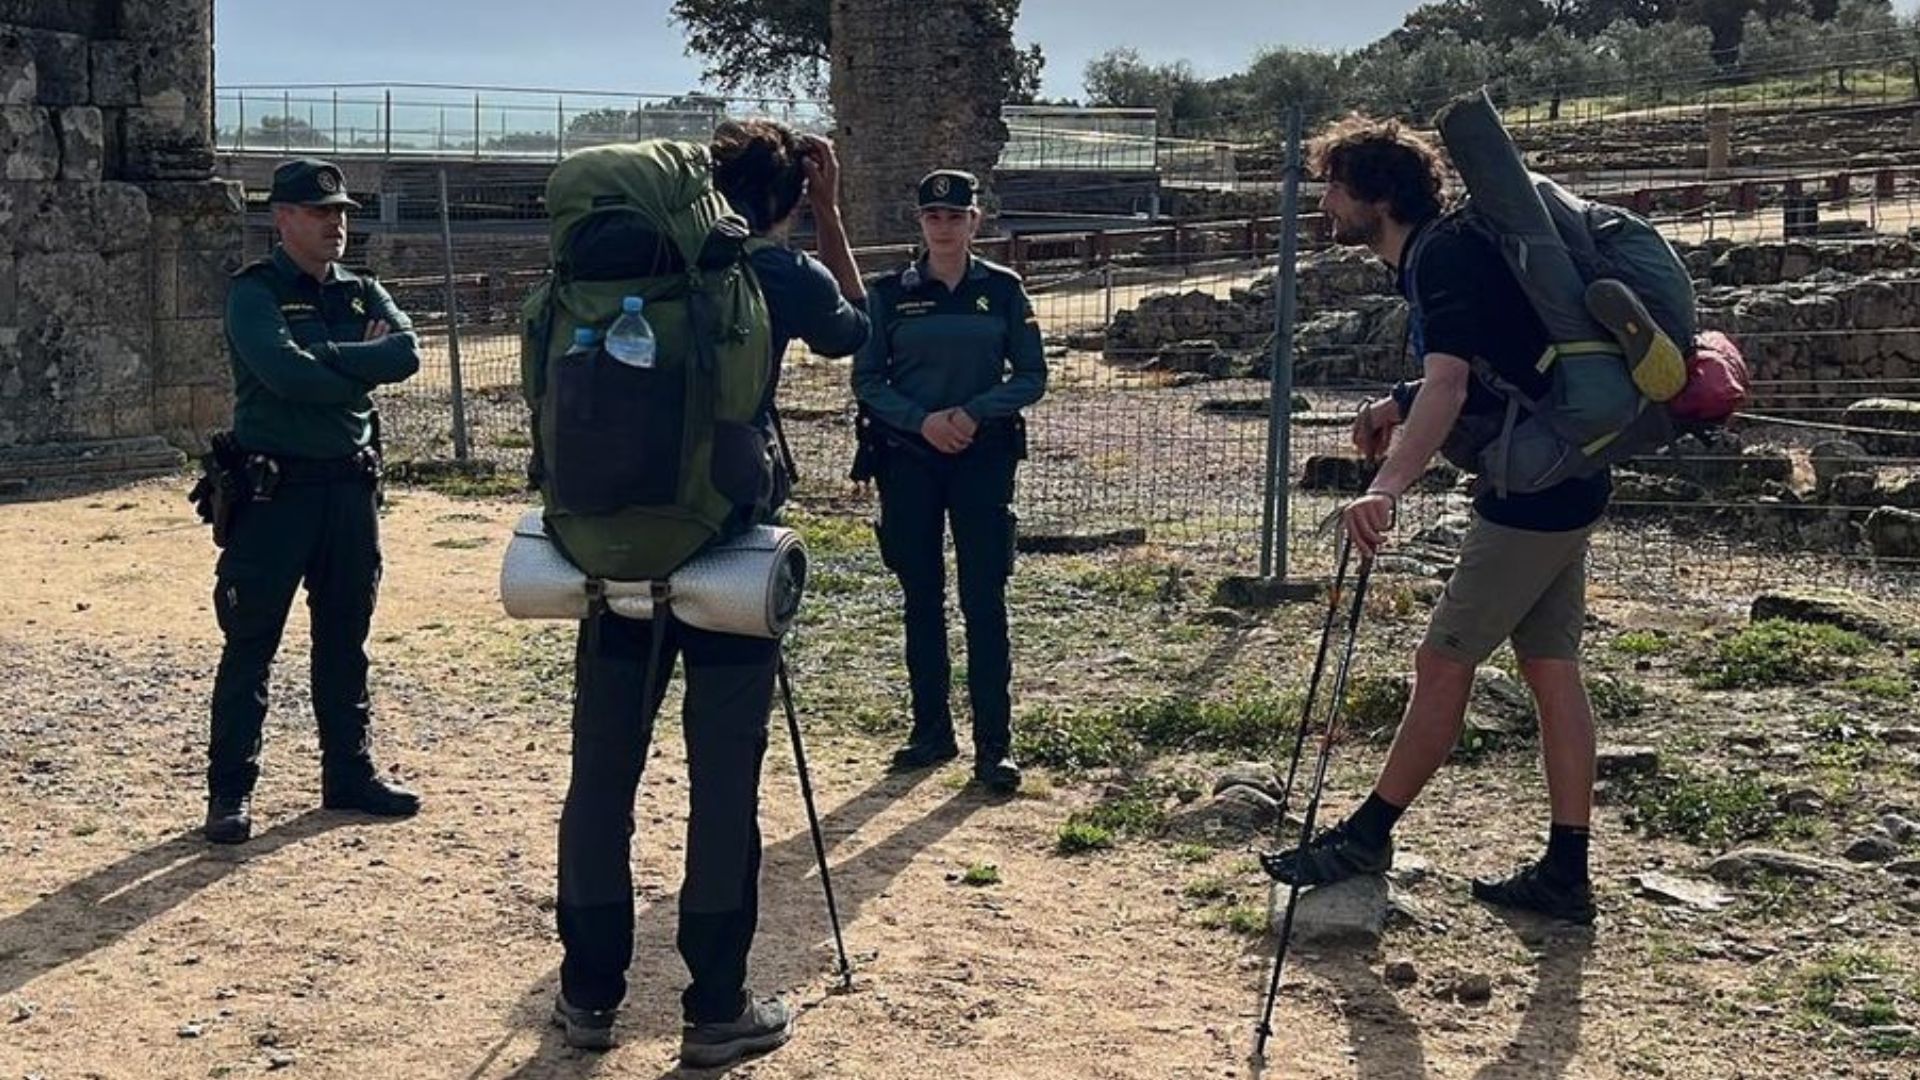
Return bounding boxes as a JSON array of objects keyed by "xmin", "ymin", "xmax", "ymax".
[{"xmin": 1586, "ymin": 278, "xmax": 1686, "ymax": 402}]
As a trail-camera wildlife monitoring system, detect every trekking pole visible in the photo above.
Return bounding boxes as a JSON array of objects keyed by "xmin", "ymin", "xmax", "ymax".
[
  {"xmin": 775, "ymin": 653, "xmax": 854, "ymax": 991},
  {"xmin": 1271, "ymin": 536, "xmax": 1353, "ymax": 827},
  {"xmin": 1253, "ymin": 540, "xmax": 1374, "ymax": 1063}
]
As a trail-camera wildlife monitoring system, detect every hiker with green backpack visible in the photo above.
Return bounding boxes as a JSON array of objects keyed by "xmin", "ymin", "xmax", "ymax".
[
  {"xmin": 1262, "ymin": 98, "xmax": 1743, "ymax": 924},
  {"xmin": 518, "ymin": 121, "xmax": 864, "ymax": 1065}
]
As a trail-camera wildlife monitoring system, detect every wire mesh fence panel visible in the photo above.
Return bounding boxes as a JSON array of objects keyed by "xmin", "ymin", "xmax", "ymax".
[{"xmin": 243, "ymin": 54, "xmax": 1920, "ymax": 588}]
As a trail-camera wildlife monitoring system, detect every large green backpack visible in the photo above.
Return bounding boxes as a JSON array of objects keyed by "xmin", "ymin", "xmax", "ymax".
[{"xmin": 520, "ymin": 141, "xmax": 774, "ymax": 582}]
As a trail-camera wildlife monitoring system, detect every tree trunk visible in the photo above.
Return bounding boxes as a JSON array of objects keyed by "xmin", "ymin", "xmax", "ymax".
[{"xmin": 829, "ymin": 0, "xmax": 1018, "ymax": 244}]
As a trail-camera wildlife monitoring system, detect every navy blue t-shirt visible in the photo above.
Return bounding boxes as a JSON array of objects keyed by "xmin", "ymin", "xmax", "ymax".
[
  {"xmin": 749, "ymin": 243, "xmax": 871, "ymax": 413},
  {"xmin": 1394, "ymin": 215, "xmax": 1611, "ymax": 533}
]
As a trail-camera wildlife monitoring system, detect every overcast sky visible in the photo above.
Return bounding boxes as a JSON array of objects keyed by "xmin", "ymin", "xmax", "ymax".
[{"xmin": 214, "ymin": 1, "xmax": 1436, "ymax": 102}]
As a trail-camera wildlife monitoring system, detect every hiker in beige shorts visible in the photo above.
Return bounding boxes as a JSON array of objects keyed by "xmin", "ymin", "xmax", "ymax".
[{"xmin": 1261, "ymin": 116, "xmax": 1606, "ymax": 924}]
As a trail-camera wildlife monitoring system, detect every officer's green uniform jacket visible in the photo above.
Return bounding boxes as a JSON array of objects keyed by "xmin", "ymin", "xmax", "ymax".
[
  {"xmin": 224, "ymin": 247, "xmax": 421, "ymax": 459},
  {"xmin": 852, "ymin": 255, "xmax": 1048, "ymax": 434}
]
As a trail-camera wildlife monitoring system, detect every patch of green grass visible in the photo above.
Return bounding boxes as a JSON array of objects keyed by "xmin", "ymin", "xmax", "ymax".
[
  {"xmin": 1807, "ymin": 714, "xmax": 1881, "ymax": 774},
  {"xmin": 1055, "ymin": 821, "xmax": 1114, "ymax": 854},
  {"xmin": 1067, "ymin": 558, "xmax": 1184, "ymax": 603},
  {"xmin": 1169, "ymin": 842, "xmax": 1214, "ymax": 865},
  {"xmin": 1611, "ymin": 630, "xmax": 1672, "ymax": 658},
  {"xmin": 1621, "ymin": 763, "xmax": 1779, "ymax": 846},
  {"xmin": 1198, "ymin": 904, "xmax": 1269, "ymax": 938},
  {"xmin": 406, "ymin": 470, "xmax": 526, "ymax": 499},
  {"xmin": 1588, "ymin": 675, "xmax": 1651, "ymax": 721},
  {"xmin": 1053, "ymin": 786, "xmax": 1170, "ymax": 856},
  {"xmin": 1344, "ymin": 675, "xmax": 1409, "ymax": 738},
  {"xmin": 783, "ymin": 507, "xmax": 873, "ymax": 558},
  {"xmin": 1069, "ymin": 790, "xmax": 1168, "ymax": 837},
  {"xmin": 1016, "ymin": 706, "xmax": 1133, "ymax": 772},
  {"xmin": 495, "ymin": 432, "xmax": 533, "ymax": 450},
  {"xmin": 808, "ymin": 569, "xmax": 868, "ymax": 596},
  {"xmin": 1690, "ymin": 619, "xmax": 1870, "ymax": 690},
  {"xmin": 960, "ymin": 863, "xmax": 1001, "ymax": 887},
  {"xmin": 1182, "ymin": 876, "xmax": 1231, "ymax": 902},
  {"xmin": 70, "ymin": 822, "xmax": 99, "ymax": 837},
  {"xmin": 1842, "ymin": 674, "xmax": 1912, "ymax": 701},
  {"xmin": 1016, "ymin": 692, "xmax": 1299, "ymax": 772},
  {"xmin": 431, "ymin": 536, "xmax": 490, "ymax": 550}
]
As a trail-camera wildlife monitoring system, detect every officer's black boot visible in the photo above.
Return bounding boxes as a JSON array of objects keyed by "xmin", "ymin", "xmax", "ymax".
[
  {"xmin": 888, "ymin": 729, "xmax": 960, "ymax": 772},
  {"xmin": 973, "ymin": 746, "xmax": 1021, "ymax": 794},
  {"xmin": 203, "ymin": 793, "xmax": 253, "ymax": 845},
  {"xmin": 321, "ymin": 771, "xmax": 420, "ymax": 817}
]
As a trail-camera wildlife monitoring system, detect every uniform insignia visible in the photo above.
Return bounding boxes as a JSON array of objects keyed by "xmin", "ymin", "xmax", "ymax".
[
  {"xmin": 976, "ymin": 295, "xmax": 991, "ymax": 313},
  {"xmin": 351, "ymin": 297, "xmax": 366, "ymax": 316},
  {"xmin": 932, "ymin": 176, "xmax": 952, "ymax": 198},
  {"xmin": 317, "ymin": 170, "xmax": 340, "ymax": 193}
]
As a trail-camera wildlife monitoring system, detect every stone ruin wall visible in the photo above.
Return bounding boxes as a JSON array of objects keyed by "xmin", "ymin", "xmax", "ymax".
[{"xmin": 1, "ymin": 0, "xmax": 242, "ymax": 487}]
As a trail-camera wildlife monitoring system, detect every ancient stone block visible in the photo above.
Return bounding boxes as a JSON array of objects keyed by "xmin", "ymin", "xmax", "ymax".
[
  {"xmin": 1866, "ymin": 507, "xmax": 1920, "ymax": 560},
  {"xmin": 20, "ymin": 28, "xmax": 85, "ymax": 106},
  {"xmin": 0, "ymin": 29, "xmax": 35, "ymax": 106},
  {"xmin": 56, "ymin": 104, "xmax": 101, "ymax": 181},
  {"xmin": 151, "ymin": 382, "xmax": 193, "ymax": 436},
  {"xmin": 171, "ymin": 245, "xmax": 237, "ymax": 317},
  {"xmin": 1, "ymin": 105, "xmax": 59, "ymax": 180},
  {"xmin": 18, "ymin": 250, "xmax": 114, "ymax": 331},
  {"xmin": 118, "ymin": 0, "xmax": 212, "ymax": 45},
  {"xmin": 153, "ymin": 315, "xmax": 226, "ymax": 388},
  {"xmin": 122, "ymin": 106, "xmax": 214, "ymax": 181},
  {"xmin": 90, "ymin": 39, "xmax": 140, "ymax": 107},
  {"xmin": 189, "ymin": 382, "xmax": 230, "ymax": 434},
  {"xmin": 0, "ymin": 254, "xmax": 14, "ymax": 324},
  {"xmin": 145, "ymin": 180, "xmax": 243, "ymax": 250},
  {"xmin": 8, "ymin": 181, "xmax": 151, "ymax": 254}
]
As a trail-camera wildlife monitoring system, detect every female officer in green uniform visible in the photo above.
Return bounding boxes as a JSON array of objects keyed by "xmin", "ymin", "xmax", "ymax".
[{"xmin": 851, "ymin": 169, "xmax": 1047, "ymax": 793}]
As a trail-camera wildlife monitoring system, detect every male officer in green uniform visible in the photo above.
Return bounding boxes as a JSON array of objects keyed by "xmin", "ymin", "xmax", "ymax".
[
  {"xmin": 204, "ymin": 158, "xmax": 423, "ymax": 844},
  {"xmin": 852, "ymin": 169, "xmax": 1047, "ymax": 793}
]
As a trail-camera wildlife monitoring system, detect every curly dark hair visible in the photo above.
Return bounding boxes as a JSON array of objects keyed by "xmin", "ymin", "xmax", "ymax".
[
  {"xmin": 709, "ymin": 119, "xmax": 808, "ymax": 234},
  {"xmin": 1307, "ymin": 114, "xmax": 1446, "ymax": 226}
]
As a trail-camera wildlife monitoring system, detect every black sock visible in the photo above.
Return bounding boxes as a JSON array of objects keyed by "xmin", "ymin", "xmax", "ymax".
[
  {"xmin": 1544, "ymin": 823, "xmax": 1591, "ymax": 885},
  {"xmin": 1345, "ymin": 792, "xmax": 1405, "ymax": 848}
]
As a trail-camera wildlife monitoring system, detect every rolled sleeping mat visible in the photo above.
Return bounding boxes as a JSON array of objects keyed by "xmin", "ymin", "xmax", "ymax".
[{"xmin": 499, "ymin": 511, "xmax": 808, "ymax": 639}]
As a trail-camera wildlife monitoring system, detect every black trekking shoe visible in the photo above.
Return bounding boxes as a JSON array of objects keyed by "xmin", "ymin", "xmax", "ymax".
[
  {"xmin": 1260, "ymin": 820, "xmax": 1393, "ymax": 887},
  {"xmin": 888, "ymin": 736, "xmax": 960, "ymax": 772},
  {"xmin": 550, "ymin": 993, "xmax": 617, "ymax": 1051},
  {"xmin": 321, "ymin": 773, "xmax": 420, "ymax": 817},
  {"xmin": 1471, "ymin": 861, "xmax": 1596, "ymax": 925},
  {"xmin": 973, "ymin": 749, "xmax": 1021, "ymax": 794},
  {"xmin": 679, "ymin": 995, "xmax": 793, "ymax": 1069},
  {"xmin": 203, "ymin": 794, "xmax": 252, "ymax": 845}
]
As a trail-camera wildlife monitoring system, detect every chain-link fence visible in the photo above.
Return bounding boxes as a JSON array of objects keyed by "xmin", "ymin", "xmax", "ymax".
[{"xmin": 274, "ymin": 56, "xmax": 1920, "ymax": 589}]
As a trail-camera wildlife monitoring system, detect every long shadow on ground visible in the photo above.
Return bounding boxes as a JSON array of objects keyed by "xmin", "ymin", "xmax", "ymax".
[
  {"xmin": 468, "ymin": 766, "xmax": 994, "ymax": 1079},
  {"xmin": 0, "ymin": 809, "xmax": 346, "ymax": 998}
]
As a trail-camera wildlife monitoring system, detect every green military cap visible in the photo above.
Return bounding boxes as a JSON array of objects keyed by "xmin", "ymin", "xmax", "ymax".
[
  {"xmin": 916, "ymin": 169, "xmax": 978, "ymax": 210},
  {"xmin": 268, "ymin": 158, "xmax": 361, "ymax": 209}
]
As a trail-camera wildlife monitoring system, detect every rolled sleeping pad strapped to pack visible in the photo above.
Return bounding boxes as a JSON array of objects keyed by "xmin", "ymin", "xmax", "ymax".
[
  {"xmin": 1431, "ymin": 89, "xmax": 1670, "ymax": 494},
  {"xmin": 500, "ymin": 511, "xmax": 808, "ymax": 639}
]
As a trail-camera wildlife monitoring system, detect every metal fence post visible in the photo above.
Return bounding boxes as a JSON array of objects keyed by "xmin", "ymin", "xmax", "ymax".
[
  {"xmin": 1258, "ymin": 105, "xmax": 1304, "ymax": 580},
  {"xmin": 438, "ymin": 170, "xmax": 472, "ymax": 462},
  {"xmin": 384, "ymin": 90, "xmax": 392, "ymax": 157}
]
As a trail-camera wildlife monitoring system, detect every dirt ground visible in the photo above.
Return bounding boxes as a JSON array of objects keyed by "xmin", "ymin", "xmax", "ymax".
[{"xmin": 2, "ymin": 476, "xmax": 1918, "ymax": 1079}]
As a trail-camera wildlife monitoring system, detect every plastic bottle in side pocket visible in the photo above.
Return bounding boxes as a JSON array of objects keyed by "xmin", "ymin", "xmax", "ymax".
[{"xmin": 605, "ymin": 295, "xmax": 657, "ymax": 368}]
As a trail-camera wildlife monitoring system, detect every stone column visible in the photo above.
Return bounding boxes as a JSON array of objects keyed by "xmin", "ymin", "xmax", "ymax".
[{"xmin": 829, "ymin": 0, "xmax": 1018, "ymax": 244}]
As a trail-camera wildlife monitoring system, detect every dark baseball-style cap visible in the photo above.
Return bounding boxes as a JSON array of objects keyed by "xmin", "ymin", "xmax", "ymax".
[
  {"xmin": 916, "ymin": 169, "xmax": 978, "ymax": 210},
  {"xmin": 268, "ymin": 158, "xmax": 361, "ymax": 209}
]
